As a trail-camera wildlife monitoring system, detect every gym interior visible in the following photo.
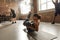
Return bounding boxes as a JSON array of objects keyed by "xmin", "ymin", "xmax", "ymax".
[{"xmin": 0, "ymin": 0, "xmax": 60, "ymax": 40}]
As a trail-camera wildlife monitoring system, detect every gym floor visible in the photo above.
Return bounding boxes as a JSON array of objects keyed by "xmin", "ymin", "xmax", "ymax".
[{"xmin": 0, "ymin": 20, "xmax": 60, "ymax": 40}]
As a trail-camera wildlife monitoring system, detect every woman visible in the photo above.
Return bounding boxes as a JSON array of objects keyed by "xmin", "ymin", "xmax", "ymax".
[
  {"xmin": 11, "ymin": 9, "xmax": 16, "ymax": 24},
  {"xmin": 27, "ymin": 14, "xmax": 41, "ymax": 32},
  {"xmin": 52, "ymin": 0, "xmax": 60, "ymax": 24},
  {"xmin": 26, "ymin": 14, "xmax": 41, "ymax": 40}
]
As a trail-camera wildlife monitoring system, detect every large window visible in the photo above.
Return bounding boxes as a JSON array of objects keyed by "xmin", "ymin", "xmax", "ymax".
[
  {"xmin": 38, "ymin": 0, "xmax": 55, "ymax": 11},
  {"xmin": 20, "ymin": 0, "xmax": 31, "ymax": 14}
]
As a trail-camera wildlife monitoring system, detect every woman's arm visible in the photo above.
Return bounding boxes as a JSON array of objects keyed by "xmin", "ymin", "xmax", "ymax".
[
  {"xmin": 27, "ymin": 26, "xmax": 36, "ymax": 31},
  {"xmin": 56, "ymin": 0, "xmax": 58, "ymax": 3},
  {"xmin": 52, "ymin": 0, "xmax": 58, "ymax": 4},
  {"xmin": 27, "ymin": 21, "xmax": 39, "ymax": 31},
  {"xmin": 27, "ymin": 20, "xmax": 40, "ymax": 31},
  {"xmin": 34, "ymin": 20, "xmax": 40, "ymax": 31},
  {"xmin": 52, "ymin": 0, "xmax": 55, "ymax": 4}
]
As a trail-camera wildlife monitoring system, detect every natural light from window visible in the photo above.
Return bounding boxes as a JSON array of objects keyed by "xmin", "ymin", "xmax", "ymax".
[
  {"xmin": 20, "ymin": 0, "xmax": 31, "ymax": 14},
  {"xmin": 38, "ymin": 0, "xmax": 55, "ymax": 11}
]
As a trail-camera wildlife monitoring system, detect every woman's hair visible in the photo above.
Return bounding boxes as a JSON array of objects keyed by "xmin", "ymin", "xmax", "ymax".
[
  {"xmin": 11, "ymin": 9, "xmax": 14, "ymax": 11},
  {"xmin": 33, "ymin": 14, "xmax": 41, "ymax": 19}
]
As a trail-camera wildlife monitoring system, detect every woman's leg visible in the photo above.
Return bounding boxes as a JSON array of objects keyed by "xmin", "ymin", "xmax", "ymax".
[
  {"xmin": 27, "ymin": 32, "xmax": 37, "ymax": 40},
  {"xmin": 11, "ymin": 18, "xmax": 15, "ymax": 24},
  {"xmin": 14, "ymin": 18, "xmax": 16, "ymax": 23},
  {"xmin": 52, "ymin": 13, "xmax": 57, "ymax": 24}
]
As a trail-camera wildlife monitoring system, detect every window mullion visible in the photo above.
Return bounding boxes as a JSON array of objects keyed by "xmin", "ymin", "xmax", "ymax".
[
  {"xmin": 40, "ymin": 0, "xmax": 41, "ymax": 10},
  {"xmin": 46, "ymin": 0, "xmax": 48, "ymax": 9}
]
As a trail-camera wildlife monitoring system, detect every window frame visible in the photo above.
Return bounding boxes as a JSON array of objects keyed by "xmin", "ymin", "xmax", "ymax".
[
  {"xmin": 38, "ymin": 0, "xmax": 55, "ymax": 11},
  {"xmin": 20, "ymin": 0, "xmax": 31, "ymax": 14}
]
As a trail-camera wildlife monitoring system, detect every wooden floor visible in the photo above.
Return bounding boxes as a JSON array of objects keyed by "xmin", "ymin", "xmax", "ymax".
[{"xmin": 0, "ymin": 20, "xmax": 60, "ymax": 40}]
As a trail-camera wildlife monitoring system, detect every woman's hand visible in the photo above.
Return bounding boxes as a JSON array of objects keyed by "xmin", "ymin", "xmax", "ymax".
[
  {"xmin": 52, "ymin": 0, "xmax": 55, "ymax": 4},
  {"xmin": 27, "ymin": 26, "xmax": 35, "ymax": 31},
  {"xmin": 52, "ymin": 0, "xmax": 58, "ymax": 4}
]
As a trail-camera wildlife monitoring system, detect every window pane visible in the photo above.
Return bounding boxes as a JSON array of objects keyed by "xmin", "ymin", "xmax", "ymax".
[
  {"xmin": 24, "ymin": 0, "xmax": 30, "ymax": 4},
  {"xmin": 41, "ymin": 0, "xmax": 46, "ymax": 4},
  {"xmin": 20, "ymin": 0, "xmax": 31, "ymax": 14},
  {"xmin": 59, "ymin": 0, "xmax": 60, "ymax": 2},
  {"xmin": 41, "ymin": 4, "xmax": 47, "ymax": 10},
  {"xmin": 58, "ymin": 0, "xmax": 60, "ymax": 3},
  {"xmin": 38, "ymin": 0, "xmax": 41, "ymax": 11},
  {"xmin": 47, "ymin": 2, "xmax": 55, "ymax": 9},
  {"xmin": 47, "ymin": 0, "xmax": 51, "ymax": 2}
]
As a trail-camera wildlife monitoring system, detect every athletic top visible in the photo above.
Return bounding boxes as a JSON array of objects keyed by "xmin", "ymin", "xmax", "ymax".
[
  {"xmin": 54, "ymin": 3, "xmax": 60, "ymax": 13},
  {"xmin": 11, "ymin": 9, "xmax": 16, "ymax": 18}
]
